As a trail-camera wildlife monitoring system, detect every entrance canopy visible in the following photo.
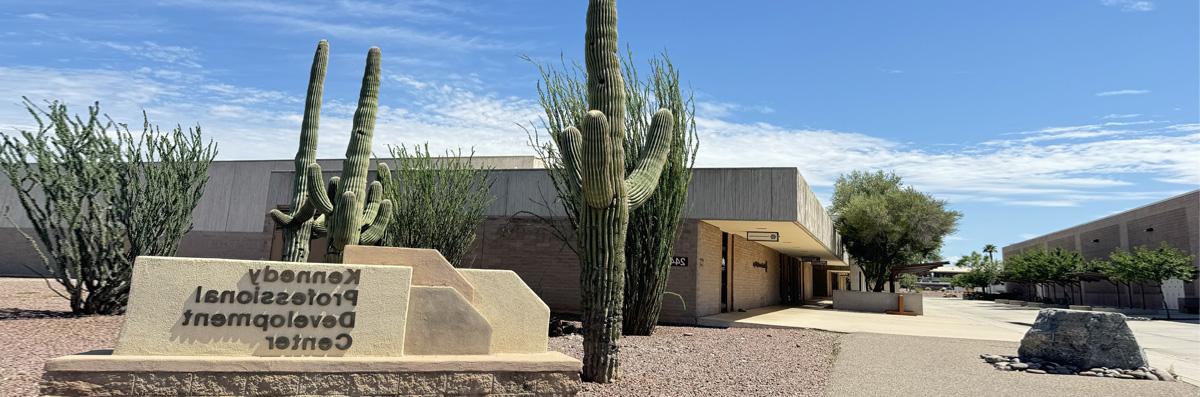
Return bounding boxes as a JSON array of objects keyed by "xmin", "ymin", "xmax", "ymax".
[
  {"xmin": 889, "ymin": 261, "xmax": 951, "ymax": 277},
  {"xmin": 703, "ymin": 220, "xmax": 847, "ymax": 265}
]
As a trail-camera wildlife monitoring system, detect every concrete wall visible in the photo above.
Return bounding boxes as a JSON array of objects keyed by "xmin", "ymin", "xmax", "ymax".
[
  {"xmin": 832, "ymin": 290, "xmax": 923, "ymax": 315},
  {"xmin": 1002, "ymin": 190, "xmax": 1199, "ymax": 309}
]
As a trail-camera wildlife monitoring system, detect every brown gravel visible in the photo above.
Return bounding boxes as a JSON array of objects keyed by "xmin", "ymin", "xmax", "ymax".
[
  {"xmin": 549, "ymin": 325, "xmax": 842, "ymax": 396},
  {"xmin": 1, "ymin": 278, "xmax": 123, "ymax": 397}
]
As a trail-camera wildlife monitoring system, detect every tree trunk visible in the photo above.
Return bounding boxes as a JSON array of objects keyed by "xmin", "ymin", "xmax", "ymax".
[
  {"xmin": 1139, "ymin": 283, "xmax": 1146, "ymax": 310},
  {"xmin": 1158, "ymin": 282, "xmax": 1171, "ymax": 320}
]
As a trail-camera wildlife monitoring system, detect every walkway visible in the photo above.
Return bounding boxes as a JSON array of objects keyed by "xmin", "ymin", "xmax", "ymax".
[{"xmin": 699, "ymin": 297, "xmax": 1200, "ymax": 385}]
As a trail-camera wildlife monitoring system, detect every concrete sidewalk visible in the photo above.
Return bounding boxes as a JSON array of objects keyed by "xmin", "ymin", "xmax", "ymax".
[
  {"xmin": 827, "ymin": 333, "xmax": 1199, "ymax": 397},
  {"xmin": 700, "ymin": 297, "xmax": 1200, "ymax": 385}
]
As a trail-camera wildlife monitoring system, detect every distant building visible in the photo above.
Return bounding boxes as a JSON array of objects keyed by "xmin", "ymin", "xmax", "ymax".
[
  {"xmin": 1002, "ymin": 190, "xmax": 1199, "ymax": 311},
  {"xmin": 0, "ymin": 157, "xmax": 849, "ymax": 324}
]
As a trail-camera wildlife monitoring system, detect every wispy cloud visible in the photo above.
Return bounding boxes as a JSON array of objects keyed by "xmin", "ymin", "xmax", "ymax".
[
  {"xmin": 60, "ymin": 36, "xmax": 202, "ymax": 68},
  {"xmin": 1095, "ymin": 89, "xmax": 1150, "ymax": 97},
  {"xmin": 1101, "ymin": 113, "xmax": 1141, "ymax": 119},
  {"xmin": 1101, "ymin": 0, "xmax": 1155, "ymax": 12},
  {"xmin": 1, "ymin": 65, "xmax": 1196, "ymax": 213}
]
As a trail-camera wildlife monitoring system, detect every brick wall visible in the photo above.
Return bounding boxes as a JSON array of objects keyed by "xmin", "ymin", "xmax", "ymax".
[
  {"xmin": 730, "ymin": 234, "xmax": 781, "ymax": 311},
  {"xmin": 694, "ymin": 221, "xmax": 724, "ymax": 317},
  {"xmin": 466, "ymin": 217, "xmax": 705, "ymax": 323}
]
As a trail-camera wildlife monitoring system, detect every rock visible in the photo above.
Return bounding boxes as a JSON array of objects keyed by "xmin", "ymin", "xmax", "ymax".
[
  {"xmin": 1010, "ymin": 363, "xmax": 1029, "ymax": 370},
  {"xmin": 994, "ymin": 363, "xmax": 1012, "ymax": 371},
  {"xmin": 1018, "ymin": 309, "xmax": 1148, "ymax": 369},
  {"xmin": 1028, "ymin": 357, "xmax": 1041, "ymax": 363},
  {"xmin": 1027, "ymin": 363, "xmax": 1042, "ymax": 370},
  {"xmin": 1026, "ymin": 369, "xmax": 1047, "ymax": 374},
  {"xmin": 1012, "ymin": 357, "xmax": 1022, "ymax": 363},
  {"xmin": 1090, "ymin": 368, "xmax": 1105, "ymax": 373},
  {"xmin": 1150, "ymin": 368, "xmax": 1175, "ymax": 382},
  {"xmin": 1079, "ymin": 371, "xmax": 1099, "ymax": 377},
  {"xmin": 1115, "ymin": 374, "xmax": 1135, "ymax": 379},
  {"xmin": 984, "ymin": 355, "xmax": 1006, "ymax": 364},
  {"xmin": 683, "ymin": 332, "xmax": 694, "ymax": 337},
  {"xmin": 1144, "ymin": 372, "xmax": 1162, "ymax": 381}
]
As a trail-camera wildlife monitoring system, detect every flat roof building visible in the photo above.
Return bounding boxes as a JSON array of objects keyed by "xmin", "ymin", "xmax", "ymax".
[
  {"xmin": 0, "ymin": 157, "xmax": 847, "ymax": 324},
  {"xmin": 1002, "ymin": 190, "xmax": 1199, "ymax": 311}
]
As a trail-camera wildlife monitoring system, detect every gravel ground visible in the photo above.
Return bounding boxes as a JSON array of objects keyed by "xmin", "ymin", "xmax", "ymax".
[
  {"xmin": 549, "ymin": 325, "xmax": 842, "ymax": 396},
  {"xmin": 0, "ymin": 278, "xmax": 123, "ymax": 397},
  {"xmin": 827, "ymin": 332, "xmax": 1200, "ymax": 397}
]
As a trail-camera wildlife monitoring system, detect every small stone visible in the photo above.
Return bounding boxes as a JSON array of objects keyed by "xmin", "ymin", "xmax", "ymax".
[
  {"xmin": 1078, "ymin": 371, "xmax": 1098, "ymax": 377},
  {"xmin": 1026, "ymin": 369, "xmax": 1047, "ymax": 374},
  {"xmin": 1090, "ymin": 368, "xmax": 1105, "ymax": 373},
  {"xmin": 1012, "ymin": 357, "xmax": 1022, "ymax": 363},
  {"xmin": 683, "ymin": 332, "xmax": 694, "ymax": 336},
  {"xmin": 985, "ymin": 356, "xmax": 1005, "ymax": 364},
  {"xmin": 1150, "ymin": 368, "xmax": 1175, "ymax": 382},
  {"xmin": 1028, "ymin": 357, "xmax": 1041, "ymax": 363},
  {"xmin": 1010, "ymin": 363, "xmax": 1029, "ymax": 370},
  {"xmin": 1028, "ymin": 363, "xmax": 1042, "ymax": 370},
  {"xmin": 1115, "ymin": 374, "xmax": 1135, "ymax": 379}
]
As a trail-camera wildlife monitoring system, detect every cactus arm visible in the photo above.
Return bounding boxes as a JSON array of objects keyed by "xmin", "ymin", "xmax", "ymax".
[
  {"xmin": 311, "ymin": 215, "xmax": 328, "ymax": 238},
  {"xmin": 359, "ymin": 198, "xmax": 392, "ymax": 245},
  {"xmin": 361, "ymin": 180, "xmax": 383, "ymax": 227},
  {"xmin": 580, "ymin": 110, "xmax": 620, "ymax": 208},
  {"xmin": 375, "ymin": 161, "xmax": 392, "ymax": 189},
  {"xmin": 306, "ymin": 163, "xmax": 334, "ymax": 214},
  {"xmin": 625, "ymin": 108, "xmax": 674, "ymax": 209},
  {"xmin": 269, "ymin": 200, "xmax": 315, "ymax": 227},
  {"xmin": 557, "ymin": 126, "xmax": 584, "ymax": 189}
]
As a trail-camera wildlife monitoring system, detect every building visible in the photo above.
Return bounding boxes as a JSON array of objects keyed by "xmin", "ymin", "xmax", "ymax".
[
  {"xmin": 0, "ymin": 157, "xmax": 848, "ymax": 324},
  {"xmin": 1002, "ymin": 190, "xmax": 1199, "ymax": 311}
]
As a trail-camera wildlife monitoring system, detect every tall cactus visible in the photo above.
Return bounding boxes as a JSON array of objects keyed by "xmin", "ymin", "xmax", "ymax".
[
  {"xmin": 270, "ymin": 40, "xmax": 327, "ymax": 262},
  {"xmin": 269, "ymin": 44, "xmax": 393, "ymax": 263},
  {"xmin": 557, "ymin": 0, "xmax": 674, "ymax": 383}
]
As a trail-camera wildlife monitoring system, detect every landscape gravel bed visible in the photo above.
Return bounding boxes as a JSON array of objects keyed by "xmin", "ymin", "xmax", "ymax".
[
  {"xmin": 548, "ymin": 324, "xmax": 841, "ymax": 396},
  {"xmin": 1, "ymin": 278, "xmax": 123, "ymax": 397},
  {"xmin": 3, "ymin": 278, "xmax": 841, "ymax": 397}
]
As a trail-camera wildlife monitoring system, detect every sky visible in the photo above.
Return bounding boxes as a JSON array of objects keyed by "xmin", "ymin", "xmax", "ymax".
[{"xmin": 0, "ymin": 0, "xmax": 1197, "ymax": 262}]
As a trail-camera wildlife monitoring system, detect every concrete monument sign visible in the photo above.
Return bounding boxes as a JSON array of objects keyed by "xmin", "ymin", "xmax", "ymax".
[
  {"xmin": 115, "ymin": 256, "xmax": 413, "ymax": 357},
  {"xmin": 40, "ymin": 252, "xmax": 580, "ymax": 396}
]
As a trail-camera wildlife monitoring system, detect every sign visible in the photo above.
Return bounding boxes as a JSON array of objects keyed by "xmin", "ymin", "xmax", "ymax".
[
  {"xmin": 114, "ymin": 256, "xmax": 412, "ymax": 357},
  {"xmin": 753, "ymin": 261, "xmax": 769, "ymax": 271},
  {"xmin": 746, "ymin": 231, "xmax": 780, "ymax": 242},
  {"xmin": 671, "ymin": 256, "xmax": 688, "ymax": 267}
]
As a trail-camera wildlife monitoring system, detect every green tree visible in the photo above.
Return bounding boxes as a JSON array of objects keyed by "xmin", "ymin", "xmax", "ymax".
[
  {"xmin": 0, "ymin": 99, "xmax": 216, "ymax": 314},
  {"xmin": 830, "ymin": 171, "xmax": 961, "ymax": 292},
  {"xmin": 380, "ymin": 145, "xmax": 493, "ymax": 267},
  {"xmin": 956, "ymin": 251, "xmax": 988, "ymax": 268},
  {"xmin": 983, "ymin": 244, "xmax": 998, "ymax": 263},
  {"xmin": 953, "ymin": 253, "xmax": 1000, "ymax": 294},
  {"xmin": 1109, "ymin": 243, "xmax": 1196, "ymax": 318},
  {"xmin": 898, "ymin": 273, "xmax": 920, "ymax": 291}
]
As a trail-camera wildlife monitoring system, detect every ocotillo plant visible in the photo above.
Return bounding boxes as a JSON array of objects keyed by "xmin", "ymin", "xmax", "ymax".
[
  {"xmin": 270, "ymin": 45, "xmax": 393, "ymax": 263},
  {"xmin": 269, "ymin": 40, "xmax": 328, "ymax": 262},
  {"xmin": 555, "ymin": 0, "xmax": 675, "ymax": 382}
]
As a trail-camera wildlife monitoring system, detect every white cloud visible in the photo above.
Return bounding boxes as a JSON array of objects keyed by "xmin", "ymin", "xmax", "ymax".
[
  {"xmin": 60, "ymin": 36, "xmax": 202, "ymax": 68},
  {"xmin": 1, "ymin": 65, "xmax": 1196, "ymax": 213},
  {"xmin": 1095, "ymin": 89, "xmax": 1150, "ymax": 96},
  {"xmin": 1102, "ymin": 0, "xmax": 1155, "ymax": 12},
  {"xmin": 1101, "ymin": 113, "xmax": 1141, "ymax": 119},
  {"xmin": 21, "ymin": 13, "xmax": 50, "ymax": 20}
]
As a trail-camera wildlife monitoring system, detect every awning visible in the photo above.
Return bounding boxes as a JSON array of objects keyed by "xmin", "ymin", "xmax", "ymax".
[{"xmin": 889, "ymin": 261, "xmax": 951, "ymax": 277}]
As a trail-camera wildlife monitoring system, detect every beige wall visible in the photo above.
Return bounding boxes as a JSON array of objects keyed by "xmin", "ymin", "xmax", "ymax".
[
  {"xmin": 730, "ymin": 234, "xmax": 781, "ymax": 311},
  {"xmin": 695, "ymin": 221, "xmax": 725, "ymax": 317},
  {"xmin": 1002, "ymin": 190, "xmax": 1199, "ymax": 308}
]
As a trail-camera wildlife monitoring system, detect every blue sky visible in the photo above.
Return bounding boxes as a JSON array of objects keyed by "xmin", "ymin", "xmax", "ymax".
[{"xmin": 1, "ymin": 0, "xmax": 1197, "ymax": 261}]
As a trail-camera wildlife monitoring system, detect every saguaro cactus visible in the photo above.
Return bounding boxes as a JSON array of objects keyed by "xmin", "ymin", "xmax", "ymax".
[
  {"xmin": 269, "ymin": 45, "xmax": 393, "ymax": 263},
  {"xmin": 557, "ymin": 0, "xmax": 674, "ymax": 383},
  {"xmin": 269, "ymin": 40, "xmax": 327, "ymax": 262}
]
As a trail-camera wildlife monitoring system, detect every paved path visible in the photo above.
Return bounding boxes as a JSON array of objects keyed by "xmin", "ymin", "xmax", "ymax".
[
  {"xmin": 700, "ymin": 297, "xmax": 1200, "ymax": 384},
  {"xmin": 827, "ymin": 333, "xmax": 1199, "ymax": 397}
]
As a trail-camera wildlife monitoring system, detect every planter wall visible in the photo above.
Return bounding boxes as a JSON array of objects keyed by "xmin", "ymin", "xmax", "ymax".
[{"xmin": 831, "ymin": 290, "xmax": 923, "ymax": 315}]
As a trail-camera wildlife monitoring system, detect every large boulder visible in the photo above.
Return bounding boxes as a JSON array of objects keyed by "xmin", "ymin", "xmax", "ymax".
[{"xmin": 1018, "ymin": 309, "xmax": 1148, "ymax": 369}]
